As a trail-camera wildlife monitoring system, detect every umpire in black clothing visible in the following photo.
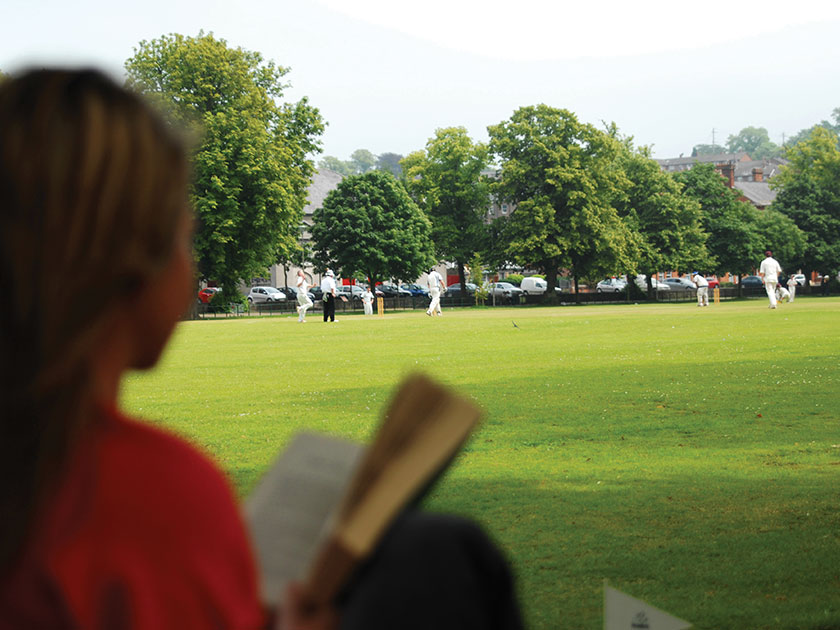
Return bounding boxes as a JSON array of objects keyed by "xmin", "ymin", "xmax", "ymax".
[{"xmin": 322, "ymin": 268, "xmax": 337, "ymax": 322}]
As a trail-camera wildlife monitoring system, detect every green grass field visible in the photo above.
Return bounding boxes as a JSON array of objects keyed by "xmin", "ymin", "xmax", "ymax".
[{"xmin": 122, "ymin": 297, "xmax": 840, "ymax": 630}]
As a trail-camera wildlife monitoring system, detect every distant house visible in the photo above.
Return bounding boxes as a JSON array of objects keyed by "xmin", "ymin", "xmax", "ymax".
[
  {"xmin": 657, "ymin": 152, "xmax": 752, "ymax": 173},
  {"xmin": 299, "ymin": 168, "xmax": 344, "ymax": 247},
  {"xmin": 268, "ymin": 168, "xmax": 343, "ymax": 288},
  {"xmin": 656, "ymin": 153, "xmax": 787, "ymax": 211}
]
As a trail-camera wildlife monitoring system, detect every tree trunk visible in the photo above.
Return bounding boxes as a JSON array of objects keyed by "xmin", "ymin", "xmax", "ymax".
[
  {"xmin": 458, "ymin": 261, "xmax": 467, "ymax": 293},
  {"xmin": 573, "ymin": 275, "xmax": 580, "ymax": 304},
  {"xmin": 544, "ymin": 265, "xmax": 559, "ymax": 304}
]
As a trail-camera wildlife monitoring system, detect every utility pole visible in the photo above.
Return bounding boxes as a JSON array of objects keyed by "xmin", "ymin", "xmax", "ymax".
[{"xmin": 712, "ymin": 128, "xmax": 716, "ymax": 147}]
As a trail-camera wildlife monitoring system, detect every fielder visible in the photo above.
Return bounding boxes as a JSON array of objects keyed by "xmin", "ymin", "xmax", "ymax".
[
  {"xmin": 362, "ymin": 286, "xmax": 374, "ymax": 316},
  {"xmin": 786, "ymin": 275, "xmax": 797, "ymax": 302},
  {"xmin": 295, "ymin": 269, "xmax": 313, "ymax": 322},
  {"xmin": 426, "ymin": 268, "xmax": 446, "ymax": 317},
  {"xmin": 759, "ymin": 250, "xmax": 782, "ymax": 309}
]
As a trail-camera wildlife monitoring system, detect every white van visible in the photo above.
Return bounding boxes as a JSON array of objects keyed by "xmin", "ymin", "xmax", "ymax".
[{"xmin": 520, "ymin": 276, "xmax": 547, "ymax": 295}]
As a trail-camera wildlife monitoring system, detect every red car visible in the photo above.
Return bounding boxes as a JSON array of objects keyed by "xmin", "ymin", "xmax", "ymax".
[
  {"xmin": 705, "ymin": 277, "xmax": 720, "ymax": 289},
  {"xmin": 197, "ymin": 287, "xmax": 220, "ymax": 303}
]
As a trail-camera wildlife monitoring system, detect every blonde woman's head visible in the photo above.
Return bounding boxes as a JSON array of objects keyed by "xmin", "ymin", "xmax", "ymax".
[
  {"xmin": 0, "ymin": 68, "xmax": 191, "ymax": 567},
  {"xmin": 0, "ymin": 68, "xmax": 189, "ymax": 393}
]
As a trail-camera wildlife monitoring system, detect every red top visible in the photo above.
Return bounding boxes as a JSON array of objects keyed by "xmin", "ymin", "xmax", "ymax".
[{"xmin": 0, "ymin": 408, "xmax": 267, "ymax": 629}]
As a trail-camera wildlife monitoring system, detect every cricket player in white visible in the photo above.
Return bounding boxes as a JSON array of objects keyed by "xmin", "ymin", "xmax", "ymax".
[
  {"xmin": 692, "ymin": 272, "xmax": 709, "ymax": 307},
  {"xmin": 776, "ymin": 284, "xmax": 791, "ymax": 304},
  {"xmin": 759, "ymin": 250, "xmax": 782, "ymax": 309},
  {"xmin": 295, "ymin": 269, "xmax": 313, "ymax": 322},
  {"xmin": 426, "ymin": 268, "xmax": 445, "ymax": 317},
  {"xmin": 786, "ymin": 275, "xmax": 797, "ymax": 302},
  {"xmin": 362, "ymin": 286, "xmax": 374, "ymax": 315}
]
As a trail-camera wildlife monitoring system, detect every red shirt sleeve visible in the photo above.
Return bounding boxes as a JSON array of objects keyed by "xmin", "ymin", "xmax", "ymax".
[{"xmin": 2, "ymin": 409, "xmax": 268, "ymax": 630}]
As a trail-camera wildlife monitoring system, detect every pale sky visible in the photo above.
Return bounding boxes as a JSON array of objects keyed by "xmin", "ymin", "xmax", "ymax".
[{"xmin": 3, "ymin": 0, "xmax": 840, "ymax": 160}]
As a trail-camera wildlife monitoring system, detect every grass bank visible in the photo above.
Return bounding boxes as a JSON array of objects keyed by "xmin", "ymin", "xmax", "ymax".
[{"xmin": 123, "ymin": 297, "xmax": 840, "ymax": 629}]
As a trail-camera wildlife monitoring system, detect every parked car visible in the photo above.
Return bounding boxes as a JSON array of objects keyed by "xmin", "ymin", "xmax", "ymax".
[
  {"xmin": 634, "ymin": 276, "xmax": 670, "ymax": 291},
  {"xmin": 375, "ymin": 283, "xmax": 411, "ymax": 297},
  {"xmin": 337, "ymin": 285, "xmax": 366, "ymax": 301},
  {"xmin": 247, "ymin": 286, "xmax": 286, "ymax": 304},
  {"xmin": 277, "ymin": 286, "xmax": 315, "ymax": 302},
  {"xmin": 197, "ymin": 287, "xmax": 221, "ymax": 303},
  {"xmin": 520, "ymin": 276, "xmax": 546, "ymax": 295},
  {"xmin": 276, "ymin": 287, "xmax": 297, "ymax": 301},
  {"xmin": 445, "ymin": 282, "xmax": 477, "ymax": 296},
  {"xmin": 487, "ymin": 282, "xmax": 525, "ymax": 302},
  {"xmin": 518, "ymin": 276, "xmax": 563, "ymax": 295},
  {"xmin": 596, "ymin": 278, "xmax": 627, "ymax": 293},
  {"xmin": 663, "ymin": 277, "xmax": 696, "ymax": 292},
  {"xmin": 705, "ymin": 277, "xmax": 720, "ymax": 289},
  {"xmin": 740, "ymin": 275, "xmax": 763, "ymax": 288},
  {"xmin": 401, "ymin": 283, "xmax": 429, "ymax": 297}
]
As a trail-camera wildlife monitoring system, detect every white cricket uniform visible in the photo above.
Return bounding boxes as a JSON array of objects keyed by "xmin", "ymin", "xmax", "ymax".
[
  {"xmin": 759, "ymin": 256, "xmax": 782, "ymax": 308},
  {"xmin": 693, "ymin": 275, "xmax": 709, "ymax": 306},
  {"xmin": 786, "ymin": 277, "xmax": 797, "ymax": 302},
  {"xmin": 427, "ymin": 271, "xmax": 445, "ymax": 316},
  {"xmin": 296, "ymin": 276, "xmax": 313, "ymax": 321},
  {"xmin": 776, "ymin": 286, "xmax": 791, "ymax": 303},
  {"xmin": 362, "ymin": 289, "xmax": 374, "ymax": 315}
]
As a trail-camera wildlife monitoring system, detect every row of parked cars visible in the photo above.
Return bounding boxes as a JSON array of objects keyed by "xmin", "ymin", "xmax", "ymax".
[
  {"xmin": 199, "ymin": 272, "xmax": 812, "ymax": 305},
  {"xmin": 200, "ymin": 282, "xmax": 432, "ymax": 306}
]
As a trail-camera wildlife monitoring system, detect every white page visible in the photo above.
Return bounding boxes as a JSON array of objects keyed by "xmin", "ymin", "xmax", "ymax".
[
  {"xmin": 244, "ymin": 432, "xmax": 365, "ymax": 604},
  {"xmin": 604, "ymin": 584, "xmax": 692, "ymax": 630}
]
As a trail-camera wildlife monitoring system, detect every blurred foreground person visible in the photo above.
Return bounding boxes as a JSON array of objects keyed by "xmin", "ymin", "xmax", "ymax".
[{"xmin": 0, "ymin": 69, "xmax": 521, "ymax": 630}]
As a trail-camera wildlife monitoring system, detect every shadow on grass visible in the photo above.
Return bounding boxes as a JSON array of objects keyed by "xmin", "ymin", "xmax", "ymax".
[{"xmin": 419, "ymin": 475, "xmax": 840, "ymax": 630}]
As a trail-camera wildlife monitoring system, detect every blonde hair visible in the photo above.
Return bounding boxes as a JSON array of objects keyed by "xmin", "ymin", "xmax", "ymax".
[{"xmin": 0, "ymin": 69, "xmax": 189, "ymax": 569}]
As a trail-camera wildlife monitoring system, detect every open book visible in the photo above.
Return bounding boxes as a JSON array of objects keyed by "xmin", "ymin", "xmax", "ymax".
[{"xmin": 244, "ymin": 373, "xmax": 481, "ymax": 605}]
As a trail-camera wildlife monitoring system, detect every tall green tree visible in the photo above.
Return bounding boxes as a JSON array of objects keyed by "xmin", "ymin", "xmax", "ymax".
[
  {"xmin": 726, "ymin": 126, "xmax": 781, "ymax": 159},
  {"xmin": 487, "ymin": 105, "xmax": 636, "ymax": 298},
  {"xmin": 310, "ymin": 171, "xmax": 434, "ymax": 289},
  {"xmin": 376, "ymin": 152, "xmax": 404, "ymax": 177},
  {"xmin": 673, "ymin": 163, "xmax": 763, "ymax": 276},
  {"xmin": 772, "ymin": 126, "xmax": 840, "ymax": 275},
  {"xmin": 402, "ymin": 127, "xmax": 489, "ymax": 292},
  {"xmin": 125, "ymin": 32, "xmax": 323, "ymax": 297},
  {"xmin": 318, "ymin": 155, "xmax": 355, "ymax": 176},
  {"xmin": 319, "ymin": 149, "xmax": 384, "ymax": 177},
  {"xmin": 616, "ymin": 145, "xmax": 710, "ymax": 291},
  {"xmin": 349, "ymin": 149, "xmax": 377, "ymax": 174},
  {"xmin": 751, "ymin": 207, "xmax": 806, "ymax": 272}
]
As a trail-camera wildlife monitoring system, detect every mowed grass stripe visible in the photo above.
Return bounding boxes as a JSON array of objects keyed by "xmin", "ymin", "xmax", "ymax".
[{"xmin": 122, "ymin": 298, "xmax": 840, "ymax": 630}]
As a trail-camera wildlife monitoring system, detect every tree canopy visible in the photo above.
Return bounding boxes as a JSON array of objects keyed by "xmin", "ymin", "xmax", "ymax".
[
  {"xmin": 673, "ymin": 163, "xmax": 763, "ymax": 275},
  {"xmin": 772, "ymin": 126, "xmax": 840, "ymax": 275},
  {"xmin": 376, "ymin": 152, "xmax": 404, "ymax": 177},
  {"xmin": 310, "ymin": 171, "xmax": 435, "ymax": 288},
  {"xmin": 125, "ymin": 32, "xmax": 323, "ymax": 297},
  {"xmin": 726, "ymin": 126, "xmax": 781, "ymax": 159},
  {"xmin": 691, "ymin": 143, "xmax": 726, "ymax": 157},
  {"xmin": 318, "ymin": 148, "xmax": 401, "ymax": 178},
  {"xmin": 487, "ymin": 105, "xmax": 636, "ymax": 295},
  {"xmin": 615, "ymin": 145, "xmax": 710, "ymax": 282},
  {"xmin": 401, "ymin": 127, "xmax": 489, "ymax": 291}
]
